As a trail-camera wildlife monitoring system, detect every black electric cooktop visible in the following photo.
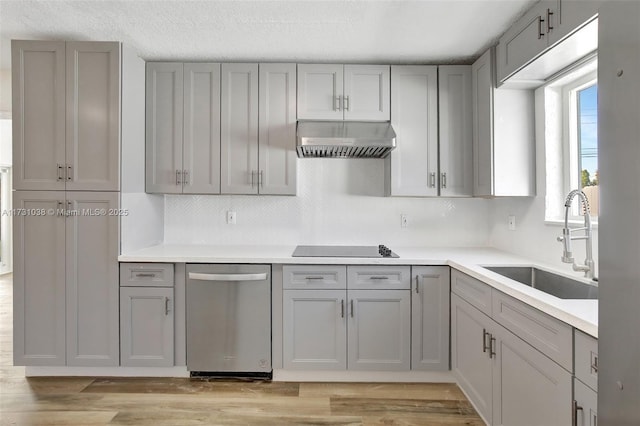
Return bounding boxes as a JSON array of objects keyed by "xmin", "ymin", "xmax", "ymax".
[{"xmin": 292, "ymin": 245, "xmax": 399, "ymax": 258}]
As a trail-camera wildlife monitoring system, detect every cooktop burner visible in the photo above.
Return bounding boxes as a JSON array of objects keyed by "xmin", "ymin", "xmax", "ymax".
[{"xmin": 292, "ymin": 245, "xmax": 399, "ymax": 258}]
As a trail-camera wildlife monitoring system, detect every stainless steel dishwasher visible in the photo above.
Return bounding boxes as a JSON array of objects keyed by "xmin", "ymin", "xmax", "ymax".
[{"xmin": 186, "ymin": 264, "xmax": 271, "ymax": 378}]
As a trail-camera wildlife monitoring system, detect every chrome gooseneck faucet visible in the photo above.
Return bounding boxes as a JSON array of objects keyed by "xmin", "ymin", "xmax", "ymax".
[{"xmin": 557, "ymin": 189, "xmax": 595, "ymax": 279}]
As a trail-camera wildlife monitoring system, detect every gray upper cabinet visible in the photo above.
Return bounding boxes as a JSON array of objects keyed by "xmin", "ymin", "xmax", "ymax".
[
  {"xmin": 13, "ymin": 191, "xmax": 66, "ymax": 366},
  {"xmin": 258, "ymin": 63, "xmax": 297, "ymax": 195},
  {"xmin": 547, "ymin": 0, "xmax": 600, "ymax": 46},
  {"xmin": 438, "ymin": 66, "xmax": 473, "ymax": 197},
  {"xmin": 297, "ymin": 64, "xmax": 390, "ymax": 121},
  {"xmin": 120, "ymin": 286, "xmax": 174, "ymax": 367},
  {"xmin": 221, "ymin": 63, "xmax": 259, "ymax": 194},
  {"xmin": 65, "ymin": 192, "xmax": 119, "ymax": 366},
  {"xmin": 12, "ymin": 40, "xmax": 120, "ymax": 191},
  {"xmin": 386, "ymin": 65, "xmax": 471, "ymax": 197},
  {"xmin": 386, "ymin": 65, "xmax": 439, "ymax": 197},
  {"xmin": 13, "ymin": 191, "xmax": 119, "ymax": 367},
  {"xmin": 145, "ymin": 62, "xmax": 185, "ymax": 194},
  {"xmin": 183, "ymin": 63, "xmax": 222, "ymax": 194},
  {"xmin": 411, "ymin": 266, "xmax": 450, "ymax": 371},
  {"xmin": 472, "ymin": 48, "xmax": 535, "ymax": 197},
  {"xmin": 65, "ymin": 42, "xmax": 121, "ymax": 191}
]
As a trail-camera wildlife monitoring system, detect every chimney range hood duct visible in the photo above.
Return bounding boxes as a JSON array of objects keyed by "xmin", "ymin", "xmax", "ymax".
[{"xmin": 296, "ymin": 121, "xmax": 396, "ymax": 158}]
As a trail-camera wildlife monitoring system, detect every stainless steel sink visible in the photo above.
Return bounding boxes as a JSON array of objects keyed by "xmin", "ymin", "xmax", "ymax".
[{"xmin": 484, "ymin": 266, "xmax": 598, "ymax": 300}]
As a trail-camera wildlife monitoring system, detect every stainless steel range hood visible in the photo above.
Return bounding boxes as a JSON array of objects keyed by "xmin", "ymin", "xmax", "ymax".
[{"xmin": 296, "ymin": 121, "xmax": 396, "ymax": 158}]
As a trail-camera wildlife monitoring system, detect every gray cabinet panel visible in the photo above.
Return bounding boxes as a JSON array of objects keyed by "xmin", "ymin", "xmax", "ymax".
[
  {"xmin": 492, "ymin": 290, "xmax": 572, "ymax": 371},
  {"xmin": 451, "ymin": 270, "xmax": 492, "ymax": 316},
  {"xmin": 575, "ymin": 330, "xmax": 598, "ymax": 391},
  {"xmin": 347, "ymin": 265, "xmax": 410, "ymax": 290},
  {"xmin": 411, "ymin": 266, "xmax": 450, "ymax": 371},
  {"xmin": 343, "ymin": 65, "xmax": 390, "ymax": 121},
  {"xmin": 183, "ymin": 63, "xmax": 221, "ymax": 194},
  {"xmin": 120, "ymin": 286, "xmax": 174, "ymax": 367},
  {"xmin": 220, "ymin": 63, "xmax": 259, "ymax": 194},
  {"xmin": 65, "ymin": 42, "xmax": 120, "ymax": 191},
  {"xmin": 471, "ymin": 49, "xmax": 494, "ymax": 196},
  {"xmin": 282, "ymin": 265, "xmax": 347, "ymax": 290},
  {"xmin": 438, "ymin": 66, "xmax": 473, "ymax": 197},
  {"xmin": 347, "ymin": 290, "xmax": 411, "ymax": 371},
  {"xmin": 492, "ymin": 321, "xmax": 572, "ymax": 426},
  {"xmin": 283, "ymin": 289, "xmax": 347, "ymax": 370},
  {"xmin": 258, "ymin": 63, "xmax": 297, "ymax": 195},
  {"xmin": 65, "ymin": 192, "xmax": 119, "ymax": 366},
  {"xmin": 296, "ymin": 64, "xmax": 343, "ymax": 120},
  {"xmin": 145, "ymin": 62, "xmax": 183, "ymax": 193},
  {"xmin": 574, "ymin": 378, "xmax": 598, "ymax": 426},
  {"xmin": 548, "ymin": 0, "xmax": 599, "ymax": 46},
  {"xmin": 12, "ymin": 41, "xmax": 66, "ymax": 191},
  {"xmin": 120, "ymin": 263, "xmax": 175, "ymax": 287},
  {"xmin": 12, "ymin": 191, "xmax": 66, "ymax": 366}
]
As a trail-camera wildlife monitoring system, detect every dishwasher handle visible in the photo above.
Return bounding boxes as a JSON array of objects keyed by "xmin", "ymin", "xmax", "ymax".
[{"xmin": 188, "ymin": 272, "xmax": 268, "ymax": 282}]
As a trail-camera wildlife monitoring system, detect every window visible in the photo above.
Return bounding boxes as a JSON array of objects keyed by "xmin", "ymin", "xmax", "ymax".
[{"xmin": 543, "ymin": 58, "xmax": 598, "ymax": 223}]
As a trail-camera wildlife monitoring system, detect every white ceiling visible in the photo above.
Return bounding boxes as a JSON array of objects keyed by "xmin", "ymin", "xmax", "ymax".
[{"xmin": 0, "ymin": 0, "xmax": 536, "ymax": 69}]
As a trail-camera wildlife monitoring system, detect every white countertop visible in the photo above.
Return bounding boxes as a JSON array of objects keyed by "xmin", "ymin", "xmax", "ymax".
[{"xmin": 119, "ymin": 244, "xmax": 598, "ymax": 337}]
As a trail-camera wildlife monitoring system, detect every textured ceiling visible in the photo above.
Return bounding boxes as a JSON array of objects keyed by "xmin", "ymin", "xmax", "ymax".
[{"xmin": 0, "ymin": 0, "xmax": 535, "ymax": 69}]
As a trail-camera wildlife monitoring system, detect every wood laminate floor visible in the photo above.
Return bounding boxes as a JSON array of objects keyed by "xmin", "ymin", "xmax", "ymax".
[{"xmin": 0, "ymin": 274, "xmax": 484, "ymax": 425}]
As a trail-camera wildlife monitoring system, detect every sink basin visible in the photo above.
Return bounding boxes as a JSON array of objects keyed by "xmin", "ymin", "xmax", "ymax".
[{"xmin": 484, "ymin": 266, "xmax": 598, "ymax": 300}]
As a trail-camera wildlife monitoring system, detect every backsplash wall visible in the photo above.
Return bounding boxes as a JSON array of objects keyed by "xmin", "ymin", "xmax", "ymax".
[{"xmin": 164, "ymin": 159, "xmax": 491, "ymax": 247}]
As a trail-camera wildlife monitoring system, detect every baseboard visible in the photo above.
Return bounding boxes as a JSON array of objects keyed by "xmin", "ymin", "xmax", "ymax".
[
  {"xmin": 273, "ymin": 369, "xmax": 455, "ymax": 383},
  {"xmin": 24, "ymin": 366, "xmax": 190, "ymax": 377}
]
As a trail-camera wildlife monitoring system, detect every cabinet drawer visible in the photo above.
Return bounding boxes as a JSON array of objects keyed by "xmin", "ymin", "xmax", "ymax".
[
  {"xmin": 120, "ymin": 263, "xmax": 174, "ymax": 287},
  {"xmin": 347, "ymin": 266, "xmax": 410, "ymax": 290},
  {"xmin": 575, "ymin": 330, "xmax": 598, "ymax": 392},
  {"xmin": 492, "ymin": 291, "xmax": 572, "ymax": 371},
  {"xmin": 283, "ymin": 265, "xmax": 347, "ymax": 289},
  {"xmin": 451, "ymin": 270, "xmax": 492, "ymax": 316}
]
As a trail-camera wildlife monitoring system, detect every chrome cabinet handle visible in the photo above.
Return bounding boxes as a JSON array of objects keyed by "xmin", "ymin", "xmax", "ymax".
[
  {"xmin": 340, "ymin": 300, "xmax": 344, "ymax": 318},
  {"xmin": 175, "ymin": 170, "xmax": 181, "ymax": 185},
  {"xmin": 259, "ymin": 170, "xmax": 264, "ymax": 188},
  {"xmin": 591, "ymin": 355, "xmax": 598, "ymax": 374},
  {"xmin": 335, "ymin": 96, "xmax": 341, "ymax": 111},
  {"xmin": 441, "ymin": 172, "xmax": 447, "ymax": 189},
  {"xmin": 344, "ymin": 95, "xmax": 350, "ymax": 111},
  {"xmin": 538, "ymin": 16, "xmax": 545, "ymax": 39},
  {"xmin": 350, "ymin": 299, "xmax": 354, "ymax": 318},
  {"xmin": 165, "ymin": 297, "xmax": 170, "ymax": 315},
  {"xmin": 135, "ymin": 273, "xmax": 156, "ymax": 278},
  {"xmin": 369, "ymin": 276, "xmax": 389, "ymax": 280},
  {"xmin": 251, "ymin": 170, "xmax": 256, "ymax": 188},
  {"xmin": 429, "ymin": 172, "xmax": 436, "ymax": 188},
  {"xmin": 572, "ymin": 400, "xmax": 583, "ymax": 426},
  {"xmin": 183, "ymin": 170, "xmax": 189, "ymax": 185},
  {"xmin": 415, "ymin": 275, "xmax": 419, "ymax": 293},
  {"xmin": 57, "ymin": 164, "xmax": 64, "ymax": 181},
  {"xmin": 546, "ymin": 8, "xmax": 554, "ymax": 32},
  {"xmin": 67, "ymin": 165, "xmax": 73, "ymax": 181},
  {"xmin": 188, "ymin": 272, "xmax": 268, "ymax": 281},
  {"xmin": 57, "ymin": 201, "xmax": 64, "ymax": 216},
  {"xmin": 67, "ymin": 200, "xmax": 72, "ymax": 212},
  {"xmin": 483, "ymin": 329, "xmax": 490, "ymax": 353},
  {"xmin": 490, "ymin": 335, "xmax": 496, "ymax": 358},
  {"xmin": 305, "ymin": 276, "xmax": 324, "ymax": 280}
]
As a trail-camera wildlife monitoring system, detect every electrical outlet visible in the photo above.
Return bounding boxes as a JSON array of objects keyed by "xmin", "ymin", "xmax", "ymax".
[
  {"xmin": 401, "ymin": 214, "xmax": 408, "ymax": 228},
  {"xmin": 227, "ymin": 211, "xmax": 236, "ymax": 225},
  {"xmin": 508, "ymin": 215, "xmax": 516, "ymax": 231}
]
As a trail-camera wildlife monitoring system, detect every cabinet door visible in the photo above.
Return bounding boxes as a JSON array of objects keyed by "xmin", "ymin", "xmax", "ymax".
[
  {"xmin": 258, "ymin": 63, "xmax": 297, "ymax": 195},
  {"xmin": 120, "ymin": 287, "xmax": 174, "ymax": 367},
  {"xmin": 492, "ymin": 322, "xmax": 572, "ymax": 426},
  {"xmin": 451, "ymin": 294, "xmax": 493, "ymax": 425},
  {"xmin": 547, "ymin": 0, "xmax": 600, "ymax": 46},
  {"xmin": 65, "ymin": 42, "xmax": 120, "ymax": 191},
  {"xmin": 574, "ymin": 378, "xmax": 598, "ymax": 426},
  {"xmin": 145, "ymin": 62, "xmax": 183, "ymax": 194},
  {"xmin": 347, "ymin": 290, "xmax": 411, "ymax": 371},
  {"xmin": 65, "ymin": 192, "xmax": 119, "ymax": 366},
  {"xmin": 221, "ymin": 63, "xmax": 259, "ymax": 194},
  {"xmin": 496, "ymin": 2, "xmax": 549, "ymax": 82},
  {"xmin": 411, "ymin": 266, "xmax": 450, "ymax": 371},
  {"xmin": 343, "ymin": 65, "xmax": 390, "ymax": 121},
  {"xmin": 297, "ymin": 64, "xmax": 344, "ymax": 120},
  {"xmin": 471, "ymin": 49, "xmax": 494, "ymax": 197},
  {"xmin": 438, "ymin": 66, "xmax": 473, "ymax": 197},
  {"xmin": 13, "ymin": 191, "xmax": 66, "ymax": 366},
  {"xmin": 387, "ymin": 65, "xmax": 438, "ymax": 196},
  {"xmin": 183, "ymin": 63, "xmax": 221, "ymax": 194},
  {"xmin": 283, "ymin": 290, "xmax": 347, "ymax": 370},
  {"xmin": 12, "ymin": 41, "xmax": 66, "ymax": 191}
]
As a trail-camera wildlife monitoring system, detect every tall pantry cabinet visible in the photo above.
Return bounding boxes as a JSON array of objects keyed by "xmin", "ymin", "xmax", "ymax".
[{"xmin": 12, "ymin": 40, "xmax": 136, "ymax": 366}]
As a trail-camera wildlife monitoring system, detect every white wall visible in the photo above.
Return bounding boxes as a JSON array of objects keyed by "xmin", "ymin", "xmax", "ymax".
[
  {"xmin": 164, "ymin": 159, "xmax": 491, "ymax": 247},
  {"xmin": 488, "ymin": 88, "xmax": 599, "ymax": 276}
]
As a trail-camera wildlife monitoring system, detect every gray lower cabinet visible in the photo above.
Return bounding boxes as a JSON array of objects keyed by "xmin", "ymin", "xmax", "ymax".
[
  {"xmin": 120, "ymin": 287, "xmax": 174, "ymax": 367},
  {"xmin": 452, "ymin": 292, "xmax": 572, "ymax": 425},
  {"xmin": 13, "ymin": 191, "xmax": 119, "ymax": 366},
  {"xmin": 411, "ymin": 266, "xmax": 450, "ymax": 371},
  {"xmin": 574, "ymin": 378, "xmax": 598, "ymax": 426}
]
